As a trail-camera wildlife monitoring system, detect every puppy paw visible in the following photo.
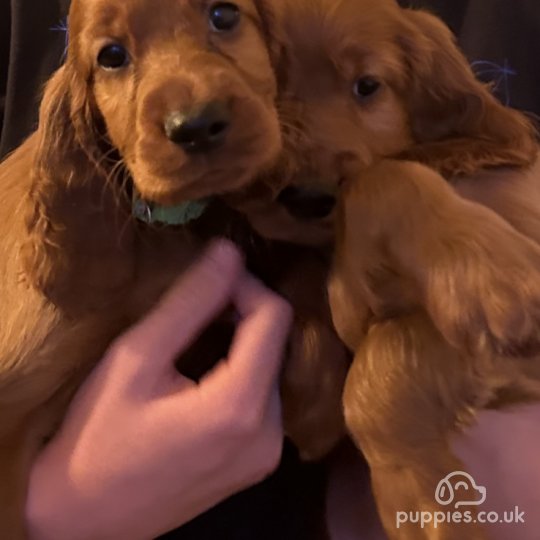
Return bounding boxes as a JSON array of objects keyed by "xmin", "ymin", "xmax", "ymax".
[{"xmin": 427, "ymin": 228, "xmax": 540, "ymax": 357}]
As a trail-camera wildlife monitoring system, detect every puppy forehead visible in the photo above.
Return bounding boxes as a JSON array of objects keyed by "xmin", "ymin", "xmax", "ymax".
[
  {"xmin": 284, "ymin": 0, "xmax": 403, "ymax": 86},
  {"xmin": 286, "ymin": 0, "xmax": 400, "ymax": 52},
  {"xmin": 76, "ymin": 0, "xmax": 259, "ymax": 39}
]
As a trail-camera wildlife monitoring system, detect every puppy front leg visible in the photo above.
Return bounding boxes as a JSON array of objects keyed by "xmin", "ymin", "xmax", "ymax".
[
  {"xmin": 342, "ymin": 313, "xmax": 489, "ymax": 540},
  {"xmin": 340, "ymin": 159, "xmax": 540, "ymax": 357},
  {"xmin": 370, "ymin": 459, "xmax": 485, "ymax": 540}
]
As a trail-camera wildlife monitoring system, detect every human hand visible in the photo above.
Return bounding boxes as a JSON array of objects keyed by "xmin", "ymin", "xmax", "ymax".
[
  {"xmin": 26, "ymin": 240, "xmax": 293, "ymax": 540},
  {"xmin": 453, "ymin": 406, "xmax": 540, "ymax": 540},
  {"xmin": 326, "ymin": 404, "xmax": 540, "ymax": 540}
]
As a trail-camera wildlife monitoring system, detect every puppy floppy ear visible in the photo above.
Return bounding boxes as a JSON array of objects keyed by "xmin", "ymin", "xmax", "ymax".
[
  {"xmin": 22, "ymin": 64, "xmax": 135, "ymax": 316},
  {"xmin": 253, "ymin": 0, "xmax": 289, "ymax": 87},
  {"xmin": 399, "ymin": 9, "xmax": 538, "ymax": 176}
]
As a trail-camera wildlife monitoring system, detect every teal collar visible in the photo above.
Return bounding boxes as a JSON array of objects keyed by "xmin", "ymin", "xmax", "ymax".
[{"xmin": 133, "ymin": 196, "xmax": 210, "ymax": 226}]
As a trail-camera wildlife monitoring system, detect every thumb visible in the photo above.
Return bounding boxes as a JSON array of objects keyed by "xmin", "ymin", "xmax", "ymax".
[{"xmin": 113, "ymin": 239, "xmax": 244, "ymax": 385}]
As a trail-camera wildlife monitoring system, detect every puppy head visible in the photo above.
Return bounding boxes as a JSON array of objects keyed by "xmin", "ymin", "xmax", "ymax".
[
  {"xmin": 240, "ymin": 0, "xmax": 537, "ymax": 245},
  {"xmin": 278, "ymin": 0, "xmax": 413, "ymax": 166},
  {"xmin": 233, "ymin": 0, "xmax": 414, "ymax": 244},
  {"xmin": 22, "ymin": 0, "xmax": 281, "ymax": 315},
  {"xmin": 66, "ymin": 0, "xmax": 281, "ymax": 204}
]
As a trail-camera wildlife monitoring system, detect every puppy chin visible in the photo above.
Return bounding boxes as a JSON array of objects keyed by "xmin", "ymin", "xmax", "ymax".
[{"xmin": 250, "ymin": 209, "xmax": 335, "ymax": 247}]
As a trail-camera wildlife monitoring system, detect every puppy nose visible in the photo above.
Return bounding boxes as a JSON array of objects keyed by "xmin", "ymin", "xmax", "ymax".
[
  {"xmin": 164, "ymin": 101, "xmax": 231, "ymax": 153},
  {"xmin": 278, "ymin": 186, "xmax": 337, "ymax": 220}
]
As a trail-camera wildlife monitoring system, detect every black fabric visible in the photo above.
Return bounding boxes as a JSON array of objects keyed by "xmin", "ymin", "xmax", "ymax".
[
  {"xmin": 0, "ymin": 0, "xmax": 69, "ymax": 157},
  {"xmin": 0, "ymin": 0, "xmax": 11, "ymax": 137},
  {"xmin": 159, "ymin": 443, "xmax": 327, "ymax": 540}
]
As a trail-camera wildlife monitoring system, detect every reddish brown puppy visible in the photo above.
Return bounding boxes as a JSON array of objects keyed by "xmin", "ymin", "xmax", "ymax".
[{"xmin": 231, "ymin": 1, "xmax": 540, "ymax": 538}]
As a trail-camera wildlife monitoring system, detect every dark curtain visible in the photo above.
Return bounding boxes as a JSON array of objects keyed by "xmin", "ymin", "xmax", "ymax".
[
  {"xmin": 0, "ymin": 0, "xmax": 11, "ymax": 140},
  {"xmin": 403, "ymin": 0, "xmax": 540, "ymax": 115},
  {"xmin": 0, "ymin": 0, "xmax": 69, "ymax": 157}
]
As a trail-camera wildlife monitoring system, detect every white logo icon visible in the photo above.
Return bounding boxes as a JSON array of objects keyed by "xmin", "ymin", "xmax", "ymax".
[{"xmin": 435, "ymin": 472, "xmax": 487, "ymax": 508}]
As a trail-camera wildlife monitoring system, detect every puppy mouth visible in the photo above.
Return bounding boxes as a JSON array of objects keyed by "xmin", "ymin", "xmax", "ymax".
[
  {"xmin": 133, "ymin": 114, "xmax": 281, "ymax": 205},
  {"xmin": 277, "ymin": 185, "xmax": 338, "ymax": 221},
  {"xmin": 132, "ymin": 164, "xmax": 250, "ymax": 206},
  {"xmin": 131, "ymin": 126, "xmax": 280, "ymax": 205}
]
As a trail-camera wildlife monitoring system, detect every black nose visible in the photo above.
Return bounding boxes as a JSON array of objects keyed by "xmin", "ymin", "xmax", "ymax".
[
  {"xmin": 277, "ymin": 186, "xmax": 337, "ymax": 220},
  {"xmin": 164, "ymin": 101, "xmax": 231, "ymax": 153}
]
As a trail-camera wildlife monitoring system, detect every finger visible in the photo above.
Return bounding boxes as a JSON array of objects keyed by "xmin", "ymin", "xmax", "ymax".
[
  {"xmin": 263, "ymin": 385, "xmax": 284, "ymax": 441},
  {"xmin": 203, "ymin": 273, "xmax": 293, "ymax": 409},
  {"xmin": 115, "ymin": 239, "xmax": 244, "ymax": 377},
  {"xmin": 160, "ymin": 371, "xmax": 199, "ymax": 396}
]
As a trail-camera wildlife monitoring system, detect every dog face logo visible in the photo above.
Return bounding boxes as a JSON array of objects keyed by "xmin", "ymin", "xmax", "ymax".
[{"xmin": 435, "ymin": 472, "xmax": 487, "ymax": 508}]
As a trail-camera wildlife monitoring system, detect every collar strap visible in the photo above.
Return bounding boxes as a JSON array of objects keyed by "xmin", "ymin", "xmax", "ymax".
[{"xmin": 133, "ymin": 196, "xmax": 210, "ymax": 226}]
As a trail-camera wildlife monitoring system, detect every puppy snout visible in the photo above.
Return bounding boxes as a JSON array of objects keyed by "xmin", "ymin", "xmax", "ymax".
[
  {"xmin": 164, "ymin": 101, "xmax": 231, "ymax": 153},
  {"xmin": 278, "ymin": 186, "xmax": 337, "ymax": 220}
]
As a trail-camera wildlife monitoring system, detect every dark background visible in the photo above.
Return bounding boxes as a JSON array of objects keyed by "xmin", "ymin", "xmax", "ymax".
[{"xmin": 1, "ymin": 1, "xmax": 538, "ymax": 538}]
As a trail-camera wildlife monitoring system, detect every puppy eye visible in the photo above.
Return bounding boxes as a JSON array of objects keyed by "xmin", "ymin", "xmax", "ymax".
[
  {"xmin": 97, "ymin": 44, "xmax": 130, "ymax": 70},
  {"xmin": 209, "ymin": 2, "xmax": 241, "ymax": 32},
  {"xmin": 353, "ymin": 77, "xmax": 381, "ymax": 100}
]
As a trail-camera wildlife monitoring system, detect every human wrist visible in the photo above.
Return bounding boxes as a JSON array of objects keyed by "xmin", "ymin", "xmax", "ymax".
[{"xmin": 26, "ymin": 446, "xmax": 134, "ymax": 540}]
